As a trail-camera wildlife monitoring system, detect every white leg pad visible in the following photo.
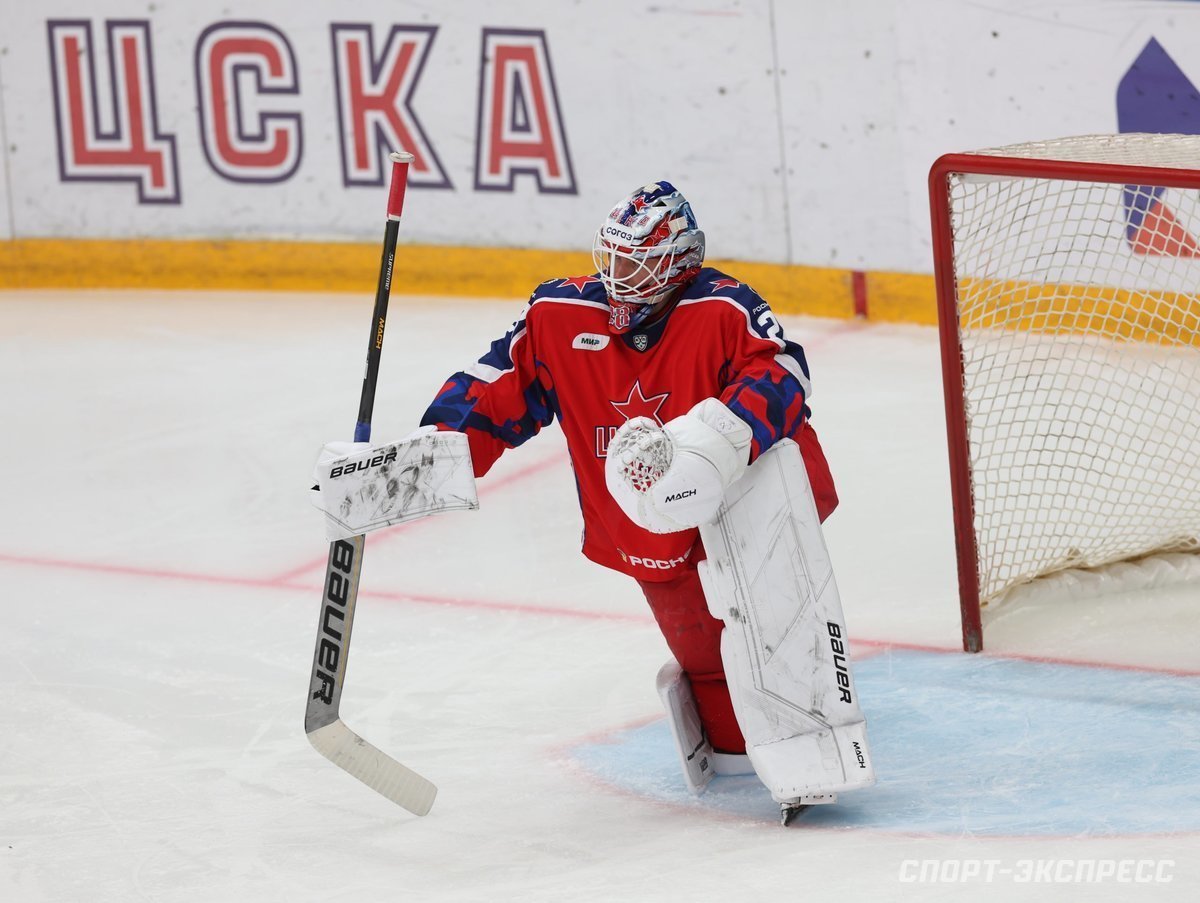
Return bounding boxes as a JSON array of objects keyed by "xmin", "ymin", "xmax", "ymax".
[
  {"xmin": 656, "ymin": 660, "xmax": 714, "ymax": 795},
  {"xmin": 698, "ymin": 439, "xmax": 876, "ymax": 803}
]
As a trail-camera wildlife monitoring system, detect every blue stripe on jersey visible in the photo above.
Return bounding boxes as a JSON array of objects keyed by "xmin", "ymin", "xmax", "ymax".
[
  {"xmin": 781, "ymin": 338, "xmax": 811, "ymax": 383},
  {"xmin": 472, "ymin": 316, "xmax": 525, "ymax": 375},
  {"xmin": 724, "ymin": 369, "xmax": 811, "ymax": 454},
  {"xmin": 421, "ymin": 370, "xmax": 555, "ymax": 447}
]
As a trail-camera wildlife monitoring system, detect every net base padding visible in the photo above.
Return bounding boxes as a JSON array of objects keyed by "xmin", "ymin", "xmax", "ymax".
[{"xmin": 983, "ymin": 550, "xmax": 1200, "ymax": 617}]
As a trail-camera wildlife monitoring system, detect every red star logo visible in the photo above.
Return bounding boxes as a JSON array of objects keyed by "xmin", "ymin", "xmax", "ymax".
[
  {"xmin": 631, "ymin": 195, "xmax": 648, "ymax": 212},
  {"xmin": 611, "ymin": 380, "xmax": 670, "ymax": 425},
  {"xmin": 711, "ymin": 278, "xmax": 741, "ymax": 291},
  {"xmin": 559, "ymin": 275, "xmax": 600, "ymax": 293}
]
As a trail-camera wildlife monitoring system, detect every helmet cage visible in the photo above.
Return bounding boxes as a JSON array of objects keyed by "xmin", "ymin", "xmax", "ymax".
[{"xmin": 592, "ymin": 236, "xmax": 697, "ymax": 307}]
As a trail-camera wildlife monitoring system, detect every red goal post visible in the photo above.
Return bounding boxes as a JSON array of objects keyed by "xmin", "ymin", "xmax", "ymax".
[{"xmin": 928, "ymin": 134, "xmax": 1200, "ymax": 652}]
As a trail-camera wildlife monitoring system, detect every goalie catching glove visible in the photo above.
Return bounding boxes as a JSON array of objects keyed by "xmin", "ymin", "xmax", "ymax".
[{"xmin": 605, "ymin": 398, "xmax": 752, "ymax": 533}]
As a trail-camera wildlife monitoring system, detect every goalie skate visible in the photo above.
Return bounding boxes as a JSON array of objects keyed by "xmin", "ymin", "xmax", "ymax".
[{"xmin": 779, "ymin": 792, "xmax": 838, "ymax": 827}]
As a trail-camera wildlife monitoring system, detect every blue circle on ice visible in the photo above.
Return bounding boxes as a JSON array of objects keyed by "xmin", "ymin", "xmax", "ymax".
[{"xmin": 567, "ymin": 650, "xmax": 1200, "ymax": 835}]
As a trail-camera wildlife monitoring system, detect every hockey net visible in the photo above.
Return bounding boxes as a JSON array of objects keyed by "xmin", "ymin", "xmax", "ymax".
[{"xmin": 929, "ymin": 134, "xmax": 1200, "ymax": 651}]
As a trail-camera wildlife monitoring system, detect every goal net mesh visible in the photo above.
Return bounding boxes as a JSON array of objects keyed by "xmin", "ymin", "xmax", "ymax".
[{"xmin": 945, "ymin": 134, "xmax": 1200, "ymax": 607}]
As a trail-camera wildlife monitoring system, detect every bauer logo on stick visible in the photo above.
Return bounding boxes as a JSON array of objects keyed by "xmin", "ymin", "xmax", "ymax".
[{"xmin": 311, "ymin": 539, "xmax": 356, "ymax": 706}]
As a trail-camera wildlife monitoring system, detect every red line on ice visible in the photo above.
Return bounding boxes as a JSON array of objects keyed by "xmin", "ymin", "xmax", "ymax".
[
  {"xmin": 0, "ymin": 551, "xmax": 290, "ymax": 591},
  {"xmin": 0, "ymin": 549, "xmax": 651, "ymax": 625},
  {"xmin": 3, "ymin": 547, "xmax": 1198, "ymax": 676},
  {"xmin": 851, "ymin": 637, "xmax": 1200, "ymax": 678}
]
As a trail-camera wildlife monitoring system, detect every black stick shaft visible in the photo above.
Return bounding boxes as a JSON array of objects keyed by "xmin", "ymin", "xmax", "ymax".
[
  {"xmin": 354, "ymin": 218, "xmax": 400, "ymax": 442},
  {"xmin": 352, "ymin": 151, "xmax": 413, "ymax": 442}
]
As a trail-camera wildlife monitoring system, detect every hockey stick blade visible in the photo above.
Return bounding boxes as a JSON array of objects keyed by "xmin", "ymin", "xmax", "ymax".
[
  {"xmin": 307, "ymin": 719, "xmax": 437, "ymax": 816},
  {"xmin": 306, "ymin": 534, "xmax": 437, "ymax": 815}
]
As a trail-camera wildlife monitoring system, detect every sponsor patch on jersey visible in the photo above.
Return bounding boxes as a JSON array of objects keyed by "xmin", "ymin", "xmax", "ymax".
[
  {"xmin": 572, "ymin": 332, "xmax": 610, "ymax": 351},
  {"xmin": 617, "ymin": 547, "xmax": 693, "ymax": 570}
]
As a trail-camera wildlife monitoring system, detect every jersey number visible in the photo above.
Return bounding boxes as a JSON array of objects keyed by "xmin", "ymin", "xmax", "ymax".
[{"xmin": 756, "ymin": 310, "xmax": 782, "ymax": 344}]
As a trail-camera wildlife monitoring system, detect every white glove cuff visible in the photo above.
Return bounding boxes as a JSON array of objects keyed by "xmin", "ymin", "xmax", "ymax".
[{"xmin": 665, "ymin": 398, "xmax": 752, "ymax": 486}]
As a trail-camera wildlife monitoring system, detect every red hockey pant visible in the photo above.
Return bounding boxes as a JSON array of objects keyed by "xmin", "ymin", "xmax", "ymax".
[{"xmin": 636, "ymin": 423, "xmax": 837, "ymax": 755}]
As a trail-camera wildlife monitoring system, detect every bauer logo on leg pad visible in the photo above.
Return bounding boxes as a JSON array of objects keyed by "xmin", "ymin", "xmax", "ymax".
[{"xmin": 828, "ymin": 622, "xmax": 853, "ymax": 704}]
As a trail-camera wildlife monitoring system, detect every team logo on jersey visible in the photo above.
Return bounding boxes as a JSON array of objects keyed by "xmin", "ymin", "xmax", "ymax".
[
  {"xmin": 572, "ymin": 332, "xmax": 610, "ymax": 351},
  {"xmin": 560, "ymin": 275, "xmax": 601, "ymax": 293},
  {"xmin": 633, "ymin": 334, "xmax": 648, "ymax": 352},
  {"xmin": 611, "ymin": 380, "xmax": 669, "ymax": 424},
  {"xmin": 595, "ymin": 379, "xmax": 670, "ymax": 457},
  {"xmin": 609, "ymin": 300, "xmax": 632, "ymax": 332}
]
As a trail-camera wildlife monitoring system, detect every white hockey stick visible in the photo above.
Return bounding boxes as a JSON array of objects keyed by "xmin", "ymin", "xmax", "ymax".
[
  {"xmin": 304, "ymin": 152, "xmax": 436, "ymax": 816},
  {"xmin": 306, "ymin": 536, "xmax": 437, "ymax": 814}
]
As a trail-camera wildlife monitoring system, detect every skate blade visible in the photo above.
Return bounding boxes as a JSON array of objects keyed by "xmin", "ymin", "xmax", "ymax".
[
  {"xmin": 780, "ymin": 803, "xmax": 809, "ymax": 826},
  {"xmin": 779, "ymin": 792, "xmax": 838, "ymax": 826}
]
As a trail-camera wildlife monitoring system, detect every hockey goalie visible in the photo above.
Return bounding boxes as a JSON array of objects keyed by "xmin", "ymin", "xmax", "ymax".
[{"xmin": 313, "ymin": 180, "xmax": 875, "ymax": 822}]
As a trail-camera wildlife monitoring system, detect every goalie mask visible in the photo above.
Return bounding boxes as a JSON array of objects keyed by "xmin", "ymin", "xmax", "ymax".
[{"xmin": 593, "ymin": 181, "xmax": 705, "ymax": 334}]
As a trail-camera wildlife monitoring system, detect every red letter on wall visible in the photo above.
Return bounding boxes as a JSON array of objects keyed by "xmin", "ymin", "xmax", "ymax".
[
  {"xmin": 331, "ymin": 24, "xmax": 450, "ymax": 189},
  {"xmin": 474, "ymin": 29, "xmax": 576, "ymax": 194},
  {"xmin": 195, "ymin": 22, "xmax": 302, "ymax": 183},
  {"xmin": 47, "ymin": 20, "xmax": 179, "ymax": 204}
]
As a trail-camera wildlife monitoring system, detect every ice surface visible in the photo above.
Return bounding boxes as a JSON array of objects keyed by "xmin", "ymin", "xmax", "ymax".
[{"xmin": 1, "ymin": 290, "xmax": 1197, "ymax": 901}]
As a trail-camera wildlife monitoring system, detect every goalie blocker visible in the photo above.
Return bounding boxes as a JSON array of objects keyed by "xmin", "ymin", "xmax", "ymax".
[
  {"xmin": 313, "ymin": 429, "xmax": 479, "ymax": 541},
  {"xmin": 664, "ymin": 439, "xmax": 875, "ymax": 808}
]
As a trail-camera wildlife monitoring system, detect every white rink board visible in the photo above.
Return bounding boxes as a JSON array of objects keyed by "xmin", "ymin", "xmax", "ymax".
[
  {"xmin": 8, "ymin": 1, "xmax": 1200, "ymax": 269},
  {"xmin": 0, "ymin": 1, "xmax": 788, "ymax": 258}
]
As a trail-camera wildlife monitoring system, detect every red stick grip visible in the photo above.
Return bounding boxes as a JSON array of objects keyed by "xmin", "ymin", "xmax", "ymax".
[{"xmin": 386, "ymin": 151, "xmax": 414, "ymax": 219}]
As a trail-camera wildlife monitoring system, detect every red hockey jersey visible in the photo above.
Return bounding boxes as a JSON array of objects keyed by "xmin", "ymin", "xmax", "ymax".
[{"xmin": 421, "ymin": 267, "xmax": 836, "ymax": 582}]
